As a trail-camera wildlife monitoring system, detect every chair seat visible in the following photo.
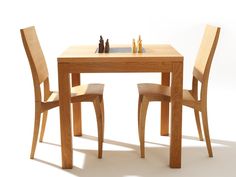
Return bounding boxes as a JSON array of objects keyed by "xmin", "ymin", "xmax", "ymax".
[
  {"xmin": 138, "ymin": 83, "xmax": 171, "ymax": 101},
  {"xmin": 46, "ymin": 83, "xmax": 104, "ymax": 103},
  {"xmin": 71, "ymin": 83, "xmax": 104, "ymax": 97},
  {"xmin": 138, "ymin": 83, "xmax": 198, "ymax": 108}
]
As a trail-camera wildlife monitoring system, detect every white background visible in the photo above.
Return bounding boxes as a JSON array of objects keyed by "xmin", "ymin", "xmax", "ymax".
[{"xmin": 1, "ymin": 0, "xmax": 236, "ymax": 176}]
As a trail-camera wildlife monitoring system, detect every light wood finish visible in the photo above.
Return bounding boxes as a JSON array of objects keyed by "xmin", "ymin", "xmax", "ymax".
[
  {"xmin": 138, "ymin": 25, "xmax": 220, "ymax": 158},
  {"xmin": 160, "ymin": 72, "xmax": 170, "ymax": 136},
  {"xmin": 58, "ymin": 44, "xmax": 183, "ymax": 168},
  {"xmin": 20, "ymin": 26, "xmax": 104, "ymax": 161},
  {"xmin": 93, "ymin": 96, "xmax": 104, "ymax": 158},
  {"xmin": 72, "ymin": 74, "xmax": 82, "ymax": 136}
]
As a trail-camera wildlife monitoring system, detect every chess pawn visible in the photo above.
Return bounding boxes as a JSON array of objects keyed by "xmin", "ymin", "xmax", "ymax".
[
  {"xmin": 105, "ymin": 39, "xmax": 110, "ymax": 53},
  {"xmin": 98, "ymin": 35, "xmax": 104, "ymax": 53},
  {"xmin": 132, "ymin": 39, "xmax": 137, "ymax": 53}
]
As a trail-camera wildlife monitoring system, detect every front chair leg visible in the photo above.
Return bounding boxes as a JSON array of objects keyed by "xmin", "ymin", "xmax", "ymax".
[
  {"xmin": 100, "ymin": 98, "xmax": 105, "ymax": 142},
  {"xmin": 139, "ymin": 96, "xmax": 149, "ymax": 158},
  {"xmin": 93, "ymin": 97, "xmax": 103, "ymax": 158},
  {"xmin": 30, "ymin": 103, "xmax": 41, "ymax": 159},
  {"xmin": 194, "ymin": 109, "xmax": 203, "ymax": 141},
  {"xmin": 138, "ymin": 96, "xmax": 142, "ymax": 142},
  {"xmin": 39, "ymin": 111, "xmax": 48, "ymax": 142}
]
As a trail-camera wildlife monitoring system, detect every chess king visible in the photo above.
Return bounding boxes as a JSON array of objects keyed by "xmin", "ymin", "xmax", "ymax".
[
  {"xmin": 137, "ymin": 35, "xmax": 142, "ymax": 53},
  {"xmin": 98, "ymin": 35, "xmax": 104, "ymax": 53}
]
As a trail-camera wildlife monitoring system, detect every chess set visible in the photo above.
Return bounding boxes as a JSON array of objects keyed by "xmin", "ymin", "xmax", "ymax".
[{"xmin": 97, "ymin": 35, "xmax": 144, "ymax": 54}]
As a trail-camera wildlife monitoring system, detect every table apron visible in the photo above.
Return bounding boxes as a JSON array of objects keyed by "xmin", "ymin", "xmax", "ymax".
[{"xmin": 60, "ymin": 62, "xmax": 179, "ymax": 73}]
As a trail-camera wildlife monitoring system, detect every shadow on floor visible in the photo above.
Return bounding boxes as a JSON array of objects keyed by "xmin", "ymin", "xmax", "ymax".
[{"xmin": 36, "ymin": 135, "xmax": 236, "ymax": 177}]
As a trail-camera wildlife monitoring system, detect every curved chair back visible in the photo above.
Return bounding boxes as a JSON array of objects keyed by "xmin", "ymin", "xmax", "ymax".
[
  {"xmin": 192, "ymin": 25, "xmax": 220, "ymax": 100},
  {"xmin": 193, "ymin": 25, "xmax": 220, "ymax": 83},
  {"xmin": 21, "ymin": 26, "xmax": 50, "ymax": 101}
]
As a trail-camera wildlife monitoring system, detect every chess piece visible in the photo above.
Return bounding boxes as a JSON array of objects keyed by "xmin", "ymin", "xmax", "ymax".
[
  {"xmin": 137, "ymin": 35, "xmax": 142, "ymax": 53},
  {"xmin": 132, "ymin": 38, "xmax": 137, "ymax": 53},
  {"xmin": 105, "ymin": 39, "xmax": 110, "ymax": 53},
  {"xmin": 98, "ymin": 35, "xmax": 104, "ymax": 53},
  {"xmin": 138, "ymin": 35, "xmax": 141, "ymax": 42}
]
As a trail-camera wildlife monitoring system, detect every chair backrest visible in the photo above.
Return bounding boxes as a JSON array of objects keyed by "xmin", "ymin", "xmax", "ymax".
[
  {"xmin": 21, "ymin": 26, "xmax": 49, "ymax": 101},
  {"xmin": 192, "ymin": 25, "xmax": 220, "ymax": 101},
  {"xmin": 193, "ymin": 25, "xmax": 220, "ymax": 83},
  {"xmin": 21, "ymin": 26, "xmax": 49, "ymax": 85}
]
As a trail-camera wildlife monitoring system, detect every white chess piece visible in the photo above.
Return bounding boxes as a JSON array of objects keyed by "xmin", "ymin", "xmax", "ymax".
[
  {"xmin": 132, "ymin": 38, "xmax": 137, "ymax": 53},
  {"xmin": 138, "ymin": 35, "xmax": 142, "ymax": 53}
]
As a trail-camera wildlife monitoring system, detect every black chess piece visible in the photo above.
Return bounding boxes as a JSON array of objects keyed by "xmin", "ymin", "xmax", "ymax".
[
  {"xmin": 98, "ymin": 35, "xmax": 104, "ymax": 53},
  {"xmin": 105, "ymin": 39, "xmax": 110, "ymax": 53}
]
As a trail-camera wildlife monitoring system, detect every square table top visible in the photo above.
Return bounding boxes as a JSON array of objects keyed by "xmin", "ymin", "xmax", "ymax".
[{"xmin": 58, "ymin": 44, "xmax": 183, "ymax": 63}]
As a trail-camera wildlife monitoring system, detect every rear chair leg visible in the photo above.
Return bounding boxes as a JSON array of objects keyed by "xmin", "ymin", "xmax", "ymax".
[{"xmin": 201, "ymin": 108, "xmax": 213, "ymax": 157}]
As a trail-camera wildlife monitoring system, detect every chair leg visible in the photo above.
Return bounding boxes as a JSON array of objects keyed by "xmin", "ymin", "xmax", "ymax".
[
  {"xmin": 139, "ymin": 96, "xmax": 149, "ymax": 158},
  {"xmin": 39, "ymin": 111, "xmax": 48, "ymax": 142},
  {"xmin": 30, "ymin": 103, "xmax": 41, "ymax": 159},
  {"xmin": 194, "ymin": 109, "xmax": 203, "ymax": 141},
  {"xmin": 100, "ymin": 98, "xmax": 105, "ymax": 142},
  {"xmin": 93, "ymin": 97, "xmax": 103, "ymax": 158},
  {"xmin": 138, "ymin": 96, "xmax": 142, "ymax": 142},
  {"xmin": 201, "ymin": 108, "xmax": 213, "ymax": 157}
]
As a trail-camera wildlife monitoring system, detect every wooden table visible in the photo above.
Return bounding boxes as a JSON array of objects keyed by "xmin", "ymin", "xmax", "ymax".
[{"xmin": 57, "ymin": 44, "xmax": 183, "ymax": 169}]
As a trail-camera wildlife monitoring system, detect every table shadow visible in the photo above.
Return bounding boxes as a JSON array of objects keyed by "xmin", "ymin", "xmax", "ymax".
[{"xmin": 36, "ymin": 135, "xmax": 236, "ymax": 177}]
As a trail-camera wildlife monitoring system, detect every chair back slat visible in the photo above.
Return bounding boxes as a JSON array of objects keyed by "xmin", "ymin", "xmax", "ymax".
[
  {"xmin": 21, "ymin": 26, "xmax": 49, "ymax": 85},
  {"xmin": 193, "ymin": 25, "xmax": 220, "ymax": 83}
]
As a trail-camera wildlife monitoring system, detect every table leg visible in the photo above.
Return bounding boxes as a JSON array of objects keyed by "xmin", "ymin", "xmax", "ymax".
[
  {"xmin": 169, "ymin": 62, "xmax": 183, "ymax": 168},
  {"xmin": 72, "ymin": 73, "xmax": 82, "ymax": 136},
  {"xmin": 161, "ymin": 72, "xmax": 170, "ymax": 136},
  {"xmin": 58, "ymin": 63, "xmax": 73, "ymax": 169}
]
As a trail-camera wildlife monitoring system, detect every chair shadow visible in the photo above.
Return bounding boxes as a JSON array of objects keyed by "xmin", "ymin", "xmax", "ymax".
[{"xmin": 37, "ymin": 134, "xmax": 236, "ymax": 177}]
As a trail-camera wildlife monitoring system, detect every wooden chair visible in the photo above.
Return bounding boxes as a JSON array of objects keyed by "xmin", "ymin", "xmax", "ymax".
[
  {"xmin": 21, "ymin": 26, "xmax": 105, "ymax": 159},
  {"xmin": 138, "ymin": 25, "xmax": 220, "ymax": 158}
]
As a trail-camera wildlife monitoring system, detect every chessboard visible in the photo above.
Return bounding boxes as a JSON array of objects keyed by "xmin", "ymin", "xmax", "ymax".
[{"xmin": 95, "ymin": 47, "xmax": 145, "ymax": 53}]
